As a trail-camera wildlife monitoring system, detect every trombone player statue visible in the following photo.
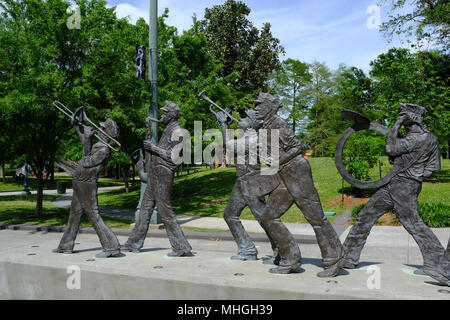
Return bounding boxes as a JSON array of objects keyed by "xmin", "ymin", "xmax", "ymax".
[
  {"xmin": 338, "ymin": 103, "xmax": 448, "ymax": 286},
  {"xmin": 52, "ymin": 103, "xmax": 122, "ymax": 258}
]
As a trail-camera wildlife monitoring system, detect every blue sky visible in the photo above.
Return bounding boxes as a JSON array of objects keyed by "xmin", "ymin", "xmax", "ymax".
[{"xmin": 108, "ymin": 0, "xmax": 408, "ymax": 73}]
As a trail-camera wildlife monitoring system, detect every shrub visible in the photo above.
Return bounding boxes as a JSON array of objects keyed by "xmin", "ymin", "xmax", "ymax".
[{"xmin": 351, "ymin": 202, "xmax": 450, "ymax": 228}]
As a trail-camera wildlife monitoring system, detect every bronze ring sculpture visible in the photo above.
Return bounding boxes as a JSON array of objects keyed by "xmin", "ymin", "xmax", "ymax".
[{"xmin": 334, "ymin": 109, "xmax": 399, "ymax": 190}]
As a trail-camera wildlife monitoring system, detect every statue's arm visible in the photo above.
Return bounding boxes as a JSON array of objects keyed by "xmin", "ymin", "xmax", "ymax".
[
  {"xmin": 136, "ymin": 156, "xmax": 148, "ymax": 183},
  {"xmin": 143, "ymin": 140, "xmax": 173, "ymax": 163},
  {"xmin": 76, "ymin": 125, "xmax": 93, "ymax": 157},
  {"xmin": 81, "ymin": 146, "xmax": 109, "ymax": 168},
  {"xmin": 423, "ymin": 138, "xmax": 441, "ymax": 178},
  {"xmin": 386, "ymin": 116, "xmax": 411, "ymax": 157},
  {"xmin": 278, "ymin": 125, "xmax": 302, "ymax": 165}
]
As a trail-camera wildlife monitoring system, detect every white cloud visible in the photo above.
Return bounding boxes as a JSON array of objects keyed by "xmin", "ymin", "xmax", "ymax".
[
  {"xmin": 110, "ymin": 3, "xmax": 148, "ymax": 24},
  {"xmin": 106, "ymin": 0, "xmax": 407, "ymax": 73}
]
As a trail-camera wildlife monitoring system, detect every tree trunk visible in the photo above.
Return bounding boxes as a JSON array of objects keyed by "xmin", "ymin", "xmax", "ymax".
[
  {"xmin": 122, "ymin": 164, "xmax": 130, "ymax": 193},
  {"xmin": 292, "ymin": 87, "xmax": 296, "ymax": 134},
  {"xmin": 1, "ymin": 164, "xmax": 5, "ymax": 182},
  {"xmin": 50, "ymin": 161, "xmax": 55, "ymax": 182},
  {"xmin": 221, "ymin": 123, "xmax": 227, "ymax": 168},
  {"xmin": 35, "ymin": 168, "xmax": 44, "ymax": 217}
]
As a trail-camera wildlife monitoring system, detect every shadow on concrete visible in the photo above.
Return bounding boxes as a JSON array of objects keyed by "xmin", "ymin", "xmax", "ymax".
[
  {"xmin": 73, "ymin": 247, "xmax": 103, "ymax": 253},
  {"xmin": 138, "ymin": 247, "xmax": 168, "ymax": 253},
  {"xmin": 301, "ymin": 257, "xmax": 325, "ymax": 268},
  {"xmin": 424, "ymin": 281, "xmax": 450, "ymax": 288},
  {"xmin": 356, "ymin": 261, "xmax": 383, "ymax": 268}
]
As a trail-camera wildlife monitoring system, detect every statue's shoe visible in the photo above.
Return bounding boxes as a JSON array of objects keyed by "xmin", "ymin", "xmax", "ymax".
[
  {"xmin": 95, "ymin": 250, "xmax": 122, "ymax": 258},
  {"xmin": 167, "ymin": 250, "xmax": 194, "ymax": 257},
  {"xmin": 120, "ymin": 244, "xmax": 140, "ymax": 253},
  {"xmin": 262, "ymin": 254, "xmax": 281, "ymax": 265},
  {"xmin": 423, "ymin": 267, "xmax": 450, "ymax": 287},
  {"xmin": 52, "ymin": 248, "xmax": 73, "ymax": 254},
  {"xmin": 269, "ymin": 263, "xmax": 301, "ymax": 274},
  {"xmin": 230, "ymin": 254, "xmax": 258, "ymax": 261},
  {"xmin": 341, "ymin": 259, "xmax": 357, "ymax": 269},
  {"xmin": 317, "ymin": 259, "xmax": 345, "ymax": 278}
]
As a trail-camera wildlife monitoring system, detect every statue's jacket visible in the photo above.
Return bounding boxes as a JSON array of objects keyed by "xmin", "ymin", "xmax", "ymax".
[
  {"xmin": 262, "ymin": 115, "xmax": 303, "ymax": 170},
  {"xmin": 387, "ymin": 130, "xmax": 441, "ymax": 182},
  {"xmin": 73, "ymin": 126, "xmax": 111, "ymax": 183},
  {"xmin": 147, "ymin": 121, "xmax": 184, "ymax": 174}
]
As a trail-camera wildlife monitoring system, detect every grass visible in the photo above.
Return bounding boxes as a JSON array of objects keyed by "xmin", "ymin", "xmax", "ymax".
[
  {"xmin": 1, "ymin": 158, "xmax": 448, "ymax": 228},
  {"xmin": 98, "ymin": 157, "xmax": 450, "ymax": 224},
  {"xmin": 0, "ymin": 193, "xmax": 131, "ymax": 228}
]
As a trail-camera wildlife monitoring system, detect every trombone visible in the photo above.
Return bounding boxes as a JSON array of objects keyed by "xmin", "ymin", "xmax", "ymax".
[{"xmin": 53, "ymin": 101, "xmax": 121, "ymax": 152}]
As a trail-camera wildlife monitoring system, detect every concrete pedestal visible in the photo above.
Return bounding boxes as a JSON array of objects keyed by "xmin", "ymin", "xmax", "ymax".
[{"xmin": 0, "ymin": 229, "xmax": 449, "ymax": 300}]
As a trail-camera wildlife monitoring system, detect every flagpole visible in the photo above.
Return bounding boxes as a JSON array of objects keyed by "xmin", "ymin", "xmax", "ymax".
[{"xmin": 149, "ymin": 0, "xmax": 161, "ymax": 224}]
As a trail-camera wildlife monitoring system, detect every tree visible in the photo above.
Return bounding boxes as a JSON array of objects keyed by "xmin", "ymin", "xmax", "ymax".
[
  {"xmin": 269, "ymin": 59, "xmax": 312, "ymax": 134},
  {"xmin": 0, "ymin": 0, "xmax": 96, "ymax": 215},
  {"xmin": 0, "ymin": 0, "xmax": 151, "ymax": 214},
  {"xmin": 305, "ymin": 62, "xmax": 337, "ymax": 157},
  {"xmin": 200, "ymin": 0, "xmax": 284, "ymax": 93},
  {"xmin": 379, "ymin": 0, "xmax": 450, "ymax": 50},
  {"xmin": 370, "ymin": 48, "xmax": 450, "ymax": 156},
  {"xmin": 335, "ymin": 66, "xmax": 379, "ymax": 121}
]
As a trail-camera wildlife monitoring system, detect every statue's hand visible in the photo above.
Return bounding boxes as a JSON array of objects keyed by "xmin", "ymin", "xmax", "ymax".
[
  {"xmin": 131, "ymin": 149, "xmax": 143, "ymax": 164},
  {"xmin": 143, "ymin": 140, "xmax": 154, "ymax": 152},
  {"xmin": 396, "ymin": 114, "xmax": 408, "ymax": 124},
  {"xmin": 216, "ymin": 111, "xmax": 229, "ymax": 124}
]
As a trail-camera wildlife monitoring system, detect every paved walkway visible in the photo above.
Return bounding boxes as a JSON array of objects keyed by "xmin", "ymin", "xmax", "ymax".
[{"xmin": 0, "ymin": 185, "xmax": 124, "ymax": 197}]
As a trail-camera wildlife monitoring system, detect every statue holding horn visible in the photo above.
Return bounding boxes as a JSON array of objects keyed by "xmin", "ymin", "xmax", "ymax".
[
  {"xmin": 337, "ymin": 104, "xmax": 448, "ymax": 286},
  {"xmin": 52, "ymin": 101, "xmax": 122, "ymax": 258},
  {"xmin": 121, "ymin": 101, "xmax": 193, "ymax": 257}
]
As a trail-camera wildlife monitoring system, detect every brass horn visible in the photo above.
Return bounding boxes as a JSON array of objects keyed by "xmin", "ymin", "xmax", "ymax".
[
  {"xmin": 197, "ymin": 91, "xmax": 274, "ymax": 166},
  {"xmin": 334, "ymin": 109, "xmax": 400, "ymax": 189},
  {"xmin": 198, "ymin": 90, "xmax": 240, "ymax": 123},
  {"xmin": 53, "ymin": 101, "xmax": 121, "ymax": 152}
]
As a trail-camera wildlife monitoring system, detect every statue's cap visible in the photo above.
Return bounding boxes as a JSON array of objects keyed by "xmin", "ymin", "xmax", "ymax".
[
  {"xmin": 400, "ymin": 103, "xmax": 427, "ymax": 116},
  {"xmin": 100, "ymin": 118, "xmax": 119, "ymax": 138},
  {"xmin": 253, "ymin": 92, "xmax": 282, "ymax": 108},
  {"xmin": 162, "ymin": 101, "xmax": 181, "ymax": 113}
]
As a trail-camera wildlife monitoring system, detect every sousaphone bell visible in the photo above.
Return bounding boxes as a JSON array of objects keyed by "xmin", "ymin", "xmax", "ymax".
[{"xmin": 335, "ymin": 109, "xmax": 400, "ymax": 189}]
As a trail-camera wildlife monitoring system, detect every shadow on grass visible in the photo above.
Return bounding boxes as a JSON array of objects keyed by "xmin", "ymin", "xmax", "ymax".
[
  {"xmin": 425, "ymin": 169, "xmax": 450, "ymax": 184},
  {"xmin": 172, "ymin": 169, "xmax": 236, "ymax": 218}
]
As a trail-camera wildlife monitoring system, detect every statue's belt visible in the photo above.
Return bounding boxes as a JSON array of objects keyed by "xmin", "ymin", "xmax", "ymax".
[{"xmin": 239, "ymin": 172, "xmax": 282, "ymax": 198}]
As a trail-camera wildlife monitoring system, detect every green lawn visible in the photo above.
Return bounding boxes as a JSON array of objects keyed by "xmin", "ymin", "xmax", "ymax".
[
  {"xmin": 98, "ymin": 158, "xmax": 450, "ymax": 224},
  {"xmin": 1, "ymin": 158, "xmax": 448, "ymax": 228},
  {"xmin": 0, "ymin": 193, "xmax": 131, "ymax": 228}
]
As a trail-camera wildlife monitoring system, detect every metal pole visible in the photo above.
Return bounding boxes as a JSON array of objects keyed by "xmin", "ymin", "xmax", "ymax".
[
  {"xmin": 149, "ymin": 0, "xmax": 161, "ymax": 224},
  {"xmin": 149, "ymin": 0, "xmax": 158, "ymax": 139}
]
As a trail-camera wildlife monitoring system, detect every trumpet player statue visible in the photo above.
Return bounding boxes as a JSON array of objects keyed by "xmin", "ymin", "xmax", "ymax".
[
  {"xmin": 223, "ymin": 109, "xmax": 279, "ymax": 262},
  {"xmin": 254, "ymin": 92, "xmax": 344, "ymax": 276},
  {"xmin": 121, "ymin": 101, "xmax": 193, "ymax": 257},
  {"xmin": 342, "ymin": 103, "xmax": 448, "ymax": 286},
  {"xmin": 53, "ymin": 110, "xmax": 122, "ymax": 258}
]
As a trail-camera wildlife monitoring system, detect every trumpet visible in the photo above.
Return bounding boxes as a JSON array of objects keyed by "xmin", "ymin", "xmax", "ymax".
[
  {"xmin": 198, "ymin": 91, "xmax": 274, "ymax": 165},
  {"xmin": 198, "ymin": 91, "xmax": 240, "ymax": 123},
  {"xmin": 53, "ymin": 101, "xmax": 121, "ymax": 152}
]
